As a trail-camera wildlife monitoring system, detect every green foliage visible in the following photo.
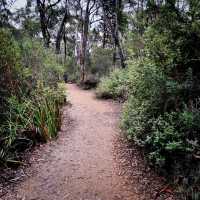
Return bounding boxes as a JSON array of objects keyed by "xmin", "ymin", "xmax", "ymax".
[
  {"xmin": 90, "ymin": 47, "xmax": 113, "ymax": 77},
  {"xmin": 96, "ymin": 69, "xmax": 128, "ymax": 99},
  {"xmin": 97, "ymin": 2, "xmax": 200, "ymax": 195},
  {"xmin": 0, "ymin": 28, "xmax": 66, "ymax": 166},
  {"xmin": 146, "ymin": 111, "xmax": 195, "ymax": 165},
  {"xmin": 121, "ymin": 60, "xmax": 165, "ymax": 141},
  {"xmin": 125, "ymin": 32, "xmax": 144, "ymax": 59},
  {"xmin": 0, "ymin": 84, "xmax": 66, "ymax": 166},
  {"xmin": 31, "ymin": 83, "xmax": 66, "ymax": 141},
  {"xmin": 0, "ymin": 29, "xmax": 21, "ymax": 69},
  {"xmin": 20, "ymin": 37, "xmax": 64, "ymax": 88},
  {"xmin": 22, "ymin": 19, "xmax": 40, "ymax": 37},
  {"xmin": 64, "ymin": 56, "xmax": 78, "ymax": 82},
  {"xmin": 75, "ymin": 46, "xmax": 115, "ymax": 89},
  {"xmin": 121, "ymin": 30, "xmax": 200, "ymax": 181},
  {"xmin": 0, "ymin": 29, "xmax": 22, "ymax": 123}
]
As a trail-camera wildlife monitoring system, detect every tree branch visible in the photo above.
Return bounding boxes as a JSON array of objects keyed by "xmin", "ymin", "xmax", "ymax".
[{"xmin": 47, "ymin": 0, "xmax": 61, "ymax": 9}]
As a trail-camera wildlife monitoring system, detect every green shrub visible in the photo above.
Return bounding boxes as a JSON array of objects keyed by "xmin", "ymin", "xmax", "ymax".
[
  {"xmin": 90, "ymin": 47, "xmax": 114, "ymax": 77},
  {"xmin": 120, "ymin": 21, "xmax": 200, "ymax": 195},
  {"xmin": 32, "ymin": 83, "xmax": 66, "ymax": 141},
  {"xmin": 20, "ymin": 37, "xmax": 64, "ymax": 88},
  {"xmin": 96, "ymin": 69, "xmax": 128, "ymax": 99},
  {"xmin": 122, "ymin": 60, "xmax": 165, "ymax": 137},
  {"xmin": 121, "ymin": 58, "xmax": 200, "ymax": 171},
  {"xmin": 97, "ymin": 53, "xmax": 200, "ymax": 194},
  {"xmin": 0, "ymin": 29, "xmax": 66, "ymax": 167},
  {"xmin": 0, "ymin": 83, "xmax": 66, "ymax": 165},
  {"xmin": 0, "ymin": 29, "xmax": 22, "ymax": 122},
  {"xmin": 64, "ymin": 56, "xmax": 79, "ymax": 82}
]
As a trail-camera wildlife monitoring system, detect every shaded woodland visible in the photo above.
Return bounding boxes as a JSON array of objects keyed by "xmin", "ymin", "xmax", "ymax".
[{"xmin": 1, "ymin": 0, "xmax": 200, "ymax": 199}]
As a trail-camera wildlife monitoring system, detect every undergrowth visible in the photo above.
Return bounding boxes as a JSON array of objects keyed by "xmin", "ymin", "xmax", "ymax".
[
  {"xmin": 96, "ymin": 23, "xmax": 200, "ymax": 199},
  {"xmin": 0, "ymin": 29, "xmax": 66, "ymax": 167}
]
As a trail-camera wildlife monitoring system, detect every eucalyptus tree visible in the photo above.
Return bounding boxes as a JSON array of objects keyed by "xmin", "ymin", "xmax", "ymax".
[
  {"xmin": 56, "ymin": 0, "xmax": 99, "ymax": 82},
  {"xmin": 55, "ymin": 0, "xmax": 80, "ymax": 54},
  {"xmin": 98, "ymin": 0, "xmax": 128, "ymax": 68},
  {"xmin": 78, "ymin": 0, "xmax": 98, "ymax": 82},
  {"xmin": 13, "ymin": 1, "xmax": 40, "ymax": 37},
  {"xmin": 36, "ymin": 0, "xmax": 62, "ymax": 47},
  {"xmin": 0, "ymin": 0, "xmax": 14, "ymax": 27}
]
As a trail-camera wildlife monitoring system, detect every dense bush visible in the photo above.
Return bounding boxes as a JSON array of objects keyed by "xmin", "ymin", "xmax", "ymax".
[
  {"xmin": 0, "ymin": 29, "xmax": 21, "ymax": 121},
  {"xmin": 0, "ymin": 29, "xmax": 66, "ymax": 167},
  {"xmin": 96, "ymin": 69, "xmax": 128, "ymax": 99},
  {"xmin": 20, "ymin": 37, "xmax": 65, "ymax": 88},
  {"xmin": 96, "ymin": 6, "xmax": 200, "ymax": 196},
  {"xmin": 90, "ymin": 47, "xmax": 114, "ymax": 77},
  {"xmin": 63, "ymin": 56, "xmax": 78, "ymax": 82},
  {"xmin": 65, "ymin": 46, "xmax": 115, "ymax": 88},
  {"xmin": 79, "ymin": 47, "xmax": 115, "ymax": 89}
]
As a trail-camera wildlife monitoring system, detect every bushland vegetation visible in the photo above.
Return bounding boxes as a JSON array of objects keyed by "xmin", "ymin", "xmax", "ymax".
[
  {"xmin": 1, "ymin": 0, "xmax": 200, "ymax": 198},
  {"xmin": 96, "ymin": 1, "xmax": 200, "ymax": 198},
  {"xmin": 0, "ymin": 29, "xmax": 66, "ymax": 167}
]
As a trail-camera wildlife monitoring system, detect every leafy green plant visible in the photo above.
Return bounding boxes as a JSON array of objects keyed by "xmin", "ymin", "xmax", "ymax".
[
  {"xmin": 32, "ymin": 83, "xmax": 66, "ymax": 141},
  {"xmin": 0, "ymin": 28, "xmax": 66, "ymax": 167},
  {"xmin": 98, "ymin": 27, "xmax": 200, "ymax": 196},
  {"xmin": 96, "ymin": 69, "xmax": 128, "ymax": 99},
  {"xmin": 90, "ymin": 47, "xmax": 114, "ymax": 77}
]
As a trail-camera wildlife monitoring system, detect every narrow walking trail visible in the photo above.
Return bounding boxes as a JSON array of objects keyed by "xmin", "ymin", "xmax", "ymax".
[{"xmin": 3, "ymin": 84, "xmax": 137, "ymax": 200}]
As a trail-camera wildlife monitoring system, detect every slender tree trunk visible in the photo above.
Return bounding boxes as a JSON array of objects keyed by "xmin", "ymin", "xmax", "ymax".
[
  {"xmin": 80, "ymin": 0, "xmax": 90, "ymax": 83},
  {"xmin": 113, "ymin": 44, "xmax": 117, "ymax": 69},
  {"xmin": 36, "ymin": 0, "xmax": 50, "ymax": 47},
  {"xmin": 102, "ymin": 9, "xmax": 107, "ymax": 48},
  {"xmin": 112, "ymin": 0, "xmax": 126, "ymax": 68},
  {"xmin": 111, "ymin": 29, "xmax": 126, "ymax": 68},
  {"xmin": 63, "ymin": 29, "xmax": 67, "ymax": 62},
  {"xmin": 56, "ymin": 8, "xmax": 69, "ymax": 54}
]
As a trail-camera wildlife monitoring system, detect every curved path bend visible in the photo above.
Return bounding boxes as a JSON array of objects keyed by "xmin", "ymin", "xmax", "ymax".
[{"xmin": 3, "ymin": 84, "xmax": 137, "ymax": 200}]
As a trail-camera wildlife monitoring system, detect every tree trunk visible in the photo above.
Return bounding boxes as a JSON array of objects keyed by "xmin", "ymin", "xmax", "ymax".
[
  {"xmin": 112, "ymin": 0, "xmax": 126, "ymax": 68},
  {"xmin": 80, "ymin": 0, "xmax": 90, "ymax": 83},
  {"xmin": 36, "ymin": 0, "xmax": 50, "ymax": 47},
  {"xmin": 63, "ymin": 29, "xmax": 67, "ymax": 62},
  {"xmin": 102, "ymin": 9, "xmax": 107, "ymax": 48},
  {"xmin": 56, "ymin": 8, "xmax": 69, "ymax": 54}
]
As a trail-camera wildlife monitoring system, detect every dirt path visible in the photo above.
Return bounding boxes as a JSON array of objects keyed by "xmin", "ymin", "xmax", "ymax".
[{"xmin": 3, "ymin": 84, "xmax": 138, "ymax": 200}]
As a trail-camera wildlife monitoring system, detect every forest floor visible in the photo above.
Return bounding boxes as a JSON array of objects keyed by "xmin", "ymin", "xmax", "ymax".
[{"xmin": 1, "ymin": 84, "xmax": 178, "ymax": 200}]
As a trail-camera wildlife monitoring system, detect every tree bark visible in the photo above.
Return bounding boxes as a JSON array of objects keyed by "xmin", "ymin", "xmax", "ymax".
[
  {"xmin": 80, "ymin": 0, "xmax": 91, "ymax": 83},
  {"xmin": 56, "ymin": 8, "xmax": 69, "ymax": 54},
  {"xmin": 112, "ymin": 0, "xmax": 126, "ymax": 68},
  {"xmin": 63, "ymin": 28, "xmax": 67, "ymax": 62},
  {"xmin": 36, "ymin": 0, "xmax": 50, "ymax": 47},
  {"xmin": 102, "ymin": 0, "xmax": 126, "ymax": 68}
]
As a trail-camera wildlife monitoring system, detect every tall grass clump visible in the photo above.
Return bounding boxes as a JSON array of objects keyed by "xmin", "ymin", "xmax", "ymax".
[{"xmin": 0, "ymin": 29, "xmax": 66, "ymax": 167}]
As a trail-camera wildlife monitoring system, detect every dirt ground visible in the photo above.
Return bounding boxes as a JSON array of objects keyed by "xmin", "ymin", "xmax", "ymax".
[{"xmin": 1, "ymin": 84, "xmax": 177, "ymax": 200}]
